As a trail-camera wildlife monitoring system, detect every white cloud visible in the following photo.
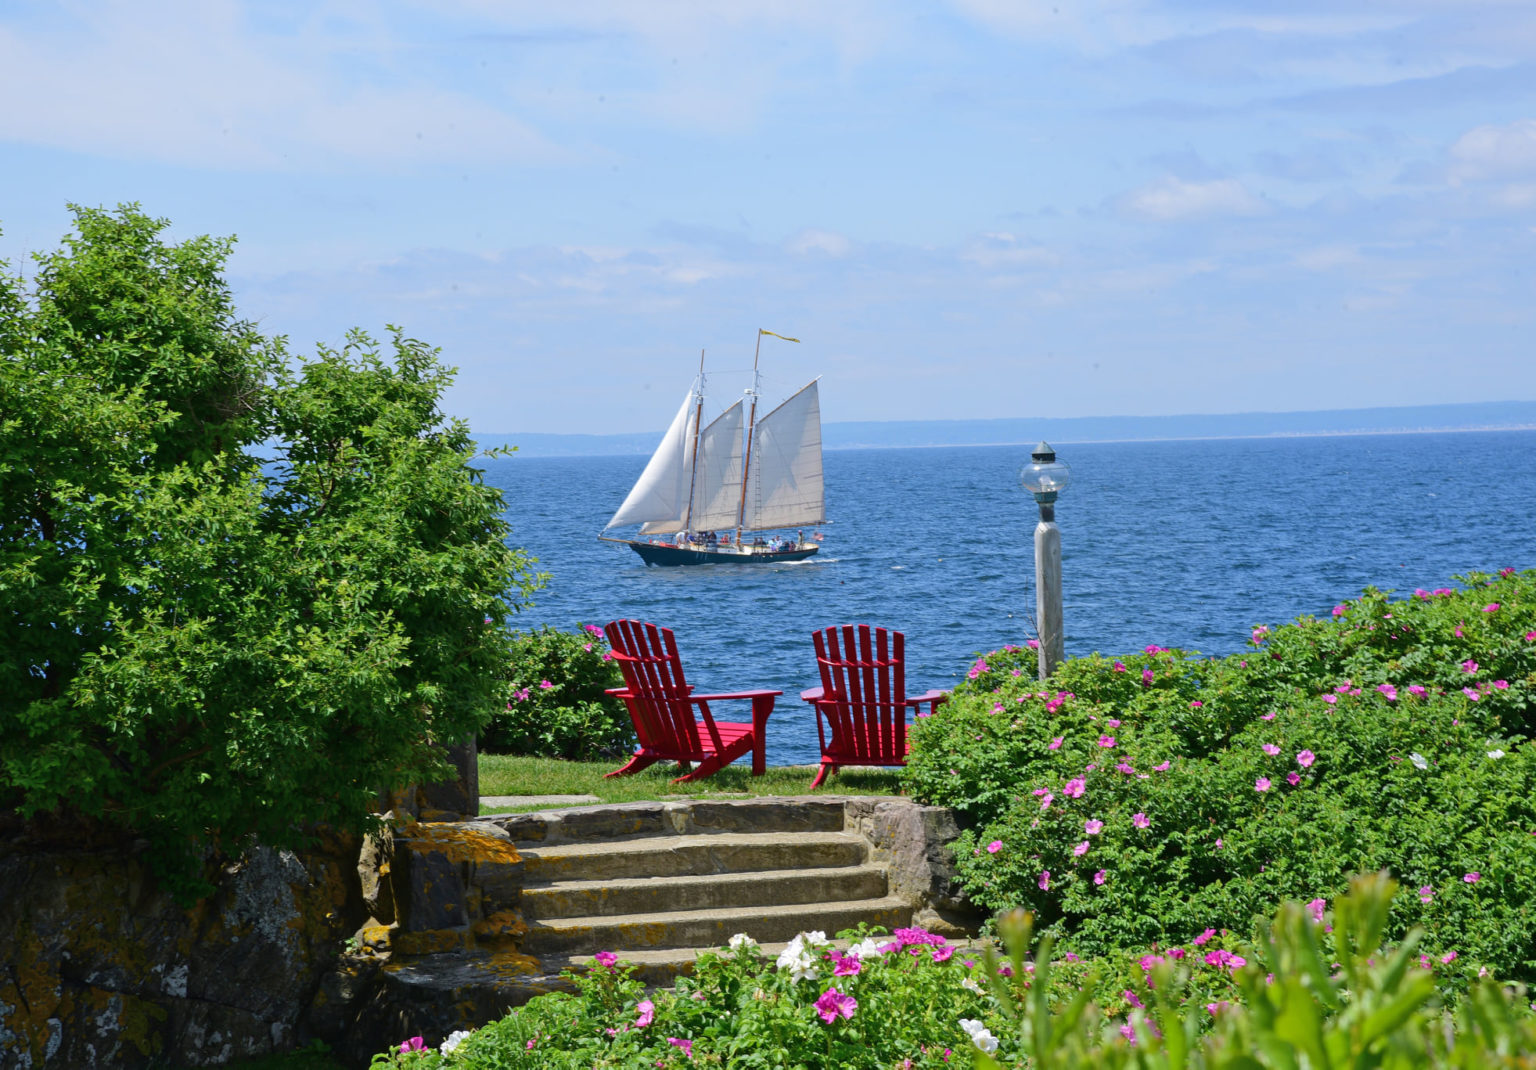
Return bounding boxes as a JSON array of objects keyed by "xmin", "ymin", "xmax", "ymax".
[
  {"xmin": 0, "ymin": 1, "xmax": 566, "ymax": 171},
  {"xmin": 1120, "ymin": 177, "xmax": 1267, "ymax": 221},
  {"xmin": 786, "ymin": 229, "xmax": 852, "ymax": 257},
  {"xmin": 960, "ymin": 233, "xmax": 1057, "ymax": 269},
  {"xmin": 1450, "ymin": 118, "xmax": 1536, "ymax": 182}
]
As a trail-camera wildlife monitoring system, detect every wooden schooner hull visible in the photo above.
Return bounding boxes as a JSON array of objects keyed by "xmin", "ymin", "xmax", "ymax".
[{"xmin": 606, "ymin": 539, "xmax": 820, "ymax": 567}]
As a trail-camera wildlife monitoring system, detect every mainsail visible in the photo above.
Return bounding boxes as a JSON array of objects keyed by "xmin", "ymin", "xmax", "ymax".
[
  {"xmin": 688, "ymin": 401, "xmax": 745, "ymax": 530},
  {"xmin": 740, "ymin": 379, "xmax": 824, "ymax": 531}
]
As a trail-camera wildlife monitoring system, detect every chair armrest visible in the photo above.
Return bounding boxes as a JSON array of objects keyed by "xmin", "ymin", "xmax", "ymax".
[
  {"xmin": 903, "ymin": 690, "xmax": 948, "ymax": 705},
  {"xmin": 605, "ymin": 687, "xmax": 633, "ymax": 698},
  {"xmin": 690, "ymin": 689, "xmax": 783, "ymax": 701},
  {"xmin": 800, "ymin": 686, "xmax": 826, "ymax": 703}
]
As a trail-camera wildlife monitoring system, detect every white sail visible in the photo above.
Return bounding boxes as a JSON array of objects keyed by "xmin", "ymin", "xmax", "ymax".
[
  {"xmin": 688, "ymin": 400, "xmax": 745, "ymax": 531},
  {"xmin": 742, "ymin": 379, "xmax": 824, "ymax": 531},
  {"xmin": 604, "ymin": 392, "xmax": 697, "ymax": 532}
]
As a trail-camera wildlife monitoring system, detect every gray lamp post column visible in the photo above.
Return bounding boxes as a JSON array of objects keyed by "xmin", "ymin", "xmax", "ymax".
[{"xmin": 1020, "ymin": 442, "xmax": 1071, "ymax": 680}]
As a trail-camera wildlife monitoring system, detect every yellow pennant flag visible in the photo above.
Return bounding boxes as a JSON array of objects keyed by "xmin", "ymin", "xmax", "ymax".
[{"xmin": 759, "ymin": 329, "xmax": 801, "ymax": 343}]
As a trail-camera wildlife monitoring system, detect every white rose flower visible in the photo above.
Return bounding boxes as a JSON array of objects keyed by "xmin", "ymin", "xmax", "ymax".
[
  {"xmin": 961, "ymin": 975, "xmax": 985, "ymax": 993},
  {"xmin": 845, "ymin": 938, "xmax": 889, "ymax": 960},
  {"xmin": 728, "ymin": 933, "xmax": 760, "ymax": 955},
  {"xmin": 959, "ymin": 1018, "xmax": 999, "ymax": 1053},
  {"xmin": 1410, "ymin": 752, "xmax": 1428, "ymax": 770},
  {"xmin": 440, "ymin": 1030, "xmax": 471, "ymax": 1055},
  {"xmin": 1488, "ymin": 749, "xmax": 1506, "ymax": 759}
]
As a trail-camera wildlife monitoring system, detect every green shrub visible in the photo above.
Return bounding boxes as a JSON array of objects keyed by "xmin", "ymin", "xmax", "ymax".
[
  {"xmin": 902, "ymin": 569, "xmax": 1536, "ymax": 986},
  {"xmin": 479, "ymin": 625, "xmax": 633, "ymax": 760},
  {"xmin": 366, "ymin": 875, "xmax": 1536, "ymax": 1068},
  {"xmin": 0, "ymin": 205, "xmax": 541, "ymax": 898}
]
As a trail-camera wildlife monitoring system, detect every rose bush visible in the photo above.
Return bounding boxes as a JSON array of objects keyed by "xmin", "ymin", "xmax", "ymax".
[
  {"xmin": 903, "ymin": 569, "xmax": 1536, "ymax": 988},
  {"xmin": 368, "ymin": 876, "xmax": 1536, "ymax": 1067},
  {"xmin": 478, "ymin": 624, "xmax": 633, "ymax": 759}
]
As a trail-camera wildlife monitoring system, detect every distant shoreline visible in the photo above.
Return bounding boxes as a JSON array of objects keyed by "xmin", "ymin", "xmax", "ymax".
[
  {"xmin": 476, "ymin": 401, "xmax": 1536, "ymax": 458},
  {"xmin": 817, "ymin": 423, "xmax": 1536, "ymax": 451}
]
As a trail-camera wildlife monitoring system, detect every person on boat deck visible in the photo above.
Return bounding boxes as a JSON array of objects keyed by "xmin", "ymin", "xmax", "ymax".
[{"xmin": 674, "ymin": 531, "xmax": 687, "ymax": 547}]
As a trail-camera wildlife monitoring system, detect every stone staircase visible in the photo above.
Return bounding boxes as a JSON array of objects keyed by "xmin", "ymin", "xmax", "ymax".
[
  {"xmin": 326, "ymin": 796, "xmax": 971, "ymax": 1063},
  {"xmin": 509, "ymin": 798, "xmax": 912, "ymax": 984}
]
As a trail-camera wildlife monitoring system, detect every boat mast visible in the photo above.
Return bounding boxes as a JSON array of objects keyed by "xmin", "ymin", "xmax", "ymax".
[
  {"xmin": 734, "ymin": 332, "xmax": 764, "ymax": 546},
  {"xmin": 683, "ymin": 349, "xmax": 705, "ymax": 536}
]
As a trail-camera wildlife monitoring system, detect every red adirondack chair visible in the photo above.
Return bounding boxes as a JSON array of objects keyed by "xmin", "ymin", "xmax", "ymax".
[
  {"xmin": 603, "ymin": 620, "xmax": 779, "ymax": 783},
  {"xmin": 801, "ymin": 625, "xmax": 947, "ymax": 789}
]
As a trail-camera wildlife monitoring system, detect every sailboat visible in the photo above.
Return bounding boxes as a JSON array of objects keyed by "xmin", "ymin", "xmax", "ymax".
[{"xmin": 599, "ymin": 330, "xmax": 825, "ymax": 567}]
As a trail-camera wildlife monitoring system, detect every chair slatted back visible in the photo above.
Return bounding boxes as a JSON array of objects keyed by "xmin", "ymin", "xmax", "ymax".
[
  {"xmin": 812, "ymin": 624, "xmax": 908, "ymax": 762},
  {"xmin": 605, "ymin": 620, "xmax": 705, "ymax": 756}
]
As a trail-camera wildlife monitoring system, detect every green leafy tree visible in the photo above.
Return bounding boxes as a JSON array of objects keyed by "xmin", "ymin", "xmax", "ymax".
[{"xmin": 0, "ymin": 204, "xmax": 541, "ymax": 896}]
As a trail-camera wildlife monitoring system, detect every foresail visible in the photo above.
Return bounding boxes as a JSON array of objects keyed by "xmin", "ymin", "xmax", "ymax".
[
  {"xmin": 688, "ymin": 400, "xmax": 744, "ymax": 530},
  {"xmin": 742, "ymin": 379, "xmax": 824, "ymax": 531},
  {"xmin": 604, "ymin": 392, "xmax": 696, "ymax": 532}
]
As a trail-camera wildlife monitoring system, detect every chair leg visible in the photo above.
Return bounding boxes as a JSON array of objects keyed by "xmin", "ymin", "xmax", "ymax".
[
  {"xmin": 808, "ymin": 762, "xmax": 837, "ymax": 790},
  {"xmin": 671, "ymin": 758, "xmax": 717, "ymax": 784},
  {"xmin": 605, "ymin": 753, "xmax": 660, "ymax": 779}
]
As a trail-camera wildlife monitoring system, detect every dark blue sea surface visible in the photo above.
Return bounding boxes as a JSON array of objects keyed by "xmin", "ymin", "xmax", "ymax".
[{"xmin": 483, "ymin": 430, "xmax": 1536, "ymax": 766}]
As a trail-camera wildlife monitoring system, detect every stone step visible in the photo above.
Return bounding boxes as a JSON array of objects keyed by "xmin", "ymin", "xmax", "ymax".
[
  {"xmin": 522, "ymin": 864, "xmax": 889, "ymax": 920},
  {"xmin": 492, "ymin": 797, "xmax": 849, "ymax": 847},
  {"xmin": 520, "ymin": 895, "xmax": 913, "ymax": 957},
  {"xmin": 517, "ymin": 831, "xmax": 866, "ymax": 884}
]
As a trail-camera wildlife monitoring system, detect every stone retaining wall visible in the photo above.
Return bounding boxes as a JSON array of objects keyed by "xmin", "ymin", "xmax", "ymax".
[{"xmin": 0, "ymin": 796, "xmax": 975, "ymax": 1068}]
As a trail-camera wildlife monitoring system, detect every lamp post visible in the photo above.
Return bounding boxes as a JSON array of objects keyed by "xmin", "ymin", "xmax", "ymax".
[{"xmin": 1020, "ymin": 442, "xmax": 1070, "ymax": 680}]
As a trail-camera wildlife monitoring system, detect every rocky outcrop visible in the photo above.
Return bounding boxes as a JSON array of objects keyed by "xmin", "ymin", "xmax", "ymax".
[{"xmin": 0, "ymin": 827, "xmax": 361, "ymax": 1069}]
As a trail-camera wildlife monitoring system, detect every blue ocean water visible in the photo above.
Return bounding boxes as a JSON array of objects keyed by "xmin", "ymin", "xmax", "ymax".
[{"xmin": 483, "ymin": 430, "xmax": 1536, "ymax": 766}]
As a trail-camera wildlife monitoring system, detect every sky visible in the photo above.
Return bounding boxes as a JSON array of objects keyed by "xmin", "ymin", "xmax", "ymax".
[{"xmin": 3, "ymin": 1, "xmax": 1535, "ymax": 436}]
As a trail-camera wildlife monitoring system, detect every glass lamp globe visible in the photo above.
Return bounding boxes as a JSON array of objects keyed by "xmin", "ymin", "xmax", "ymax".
[{"xmin": 1020, "ymin": 441, "xmax": 1070, "ymax": 503}]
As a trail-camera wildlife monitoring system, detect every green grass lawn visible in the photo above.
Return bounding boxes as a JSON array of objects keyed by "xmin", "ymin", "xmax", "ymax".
[{"xmin": 477, "ymin": 753, "xmax": 905, "ymax": 808}]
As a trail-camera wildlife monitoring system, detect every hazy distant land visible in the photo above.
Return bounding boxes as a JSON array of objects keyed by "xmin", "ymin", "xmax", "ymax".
[{"xmin": 474, "ymin": 401, "xmax": 1536, "ymax": 457}]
